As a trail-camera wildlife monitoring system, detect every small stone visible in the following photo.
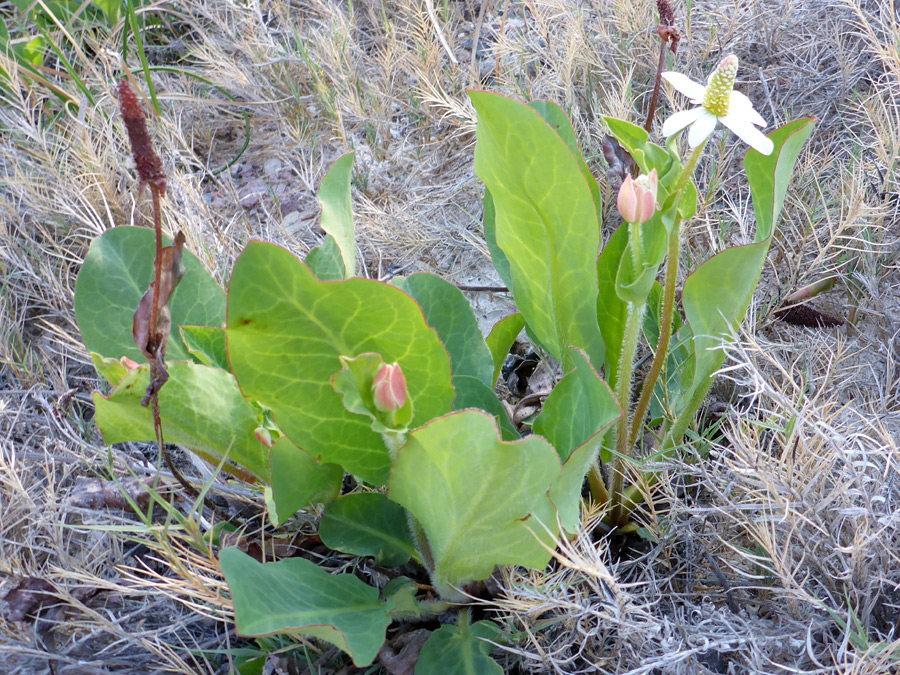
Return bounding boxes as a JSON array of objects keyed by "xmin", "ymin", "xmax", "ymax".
[
  {"xmin": 264, "ymin": 158, "xmax": 283, "ymax": 175},
  {"xmin": 238, "ymin": 178, "xmax": 266, "ymax": 209}
]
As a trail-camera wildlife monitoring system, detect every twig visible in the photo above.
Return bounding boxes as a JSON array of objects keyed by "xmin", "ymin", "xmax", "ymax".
[
  {"xmin": 425, "ymin": 0, "xmax": 458, "ymax": 65},
  {"xmin": 469, "ymin": 0, "xmax": 492, "ymax": 86}
]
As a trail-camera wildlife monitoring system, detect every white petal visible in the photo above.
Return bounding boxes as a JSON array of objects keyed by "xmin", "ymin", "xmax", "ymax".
[
  {"xmin": 661, "ymin": 72, "xmax": 707, "ymax": 101},
  {"xmin": 662, "ymin": 107, "xmax": 706, "ymax": 137},
  {"xmin": 729, "ymin": 91, "xmax": 767, "ymax": 126},
  {"xmin": 720, "ymin": 113, "xmax": 774, "ymax": 155},
  {"xmin": 688, "ymin": 111, "xmax": 718, "ymax": 147}
]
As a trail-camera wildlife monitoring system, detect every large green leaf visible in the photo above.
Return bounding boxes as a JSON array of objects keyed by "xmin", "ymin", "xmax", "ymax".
[
  {"xmin": 470, "ymin": 91, "xmax": 604, "ymax": 371},
  {"xmin": 394, "ymin": 273, "xmax": 493, "ymax": 387},
  {"xmin": 226, "ymin": 242, "xmax": 454, "ymax": 485},
  {"xmin": 93, "ymin": 361, "xmax": 269, "ymax": 479},
  {"xmin": 319, "ymin": 492, "xmax": 418, "ymax": 566},
  {"xmin": 745, "ymin": 119, "xmax": 817, "ymax": 242},
  {"xmin": 415, "ymin": 620, "xmax": 504, "ymax": 675},
  {"xmin": 75, "ymin": 226, "xmax": 225, "ymax": 362},
  {"xmin": 317, "ymin": 151, "xmax": 356, "ymax": 278},
  {"xmin": 529, "ymin": 99, "xmax": 602, "ymax": 227},
  {"xmin": 680, "ymin": 119, "xmax": 816, "ymax": 427},
  {"xmin": 268, "ymin": 439, "xmax": 343, "ymax": 525},
  {"xmin": 533, "ymin": 348, "xmax": 621, "ymax": 533},
  {"xmin": 389, "ymin": 411, "xmax": 560, "ymax": 592},
  {"xmin": 219, "ymin": 548, "xmax": 391, "ymax": 667},
  {"xmin": 484, "ymin": 313, "xmax": 524, "ymax": 388}
]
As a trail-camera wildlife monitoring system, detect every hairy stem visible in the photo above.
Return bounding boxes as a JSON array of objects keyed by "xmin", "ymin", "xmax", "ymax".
[{"xmin": 608, "ymin": 300, "xmax": 646, "ymax": 525}]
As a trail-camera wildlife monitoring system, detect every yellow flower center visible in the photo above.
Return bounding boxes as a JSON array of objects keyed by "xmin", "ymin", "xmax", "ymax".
[{"xmin": 703, "ymin": 55, "xmax": 738, "ymax": 117}]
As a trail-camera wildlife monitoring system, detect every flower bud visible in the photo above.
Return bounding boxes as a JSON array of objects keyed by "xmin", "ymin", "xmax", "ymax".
[
  {"xmin": 372, "ymin": 362, "xmax": 407, "ymax": 413},
  {"xmin": 616, "ymin": 169, "xmax": 658, "ymax": 225}
]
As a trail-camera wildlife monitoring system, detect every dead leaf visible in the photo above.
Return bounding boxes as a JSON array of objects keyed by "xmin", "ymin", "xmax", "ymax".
[
  {"xmin": 602, "ymin": 135, "xmax": 638, "ymax": 192},
  {"xmin": 65, "ymin": 476, "xmax": 173, "ymax": 512},
  {"xmin": 378, "ymin": 629, "xmax": 430, "ymax": 675},
  {"xmin": 132, "ymin": 230, "xmax": 186, "ymax": 362},
  {"xmin": 2, "ymin": 577, "xmax": 57, "ymax": 622}
]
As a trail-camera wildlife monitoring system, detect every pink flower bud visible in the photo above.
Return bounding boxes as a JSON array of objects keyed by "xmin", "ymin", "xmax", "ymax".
[
  {"xmin": 616, "ymin": 169, "xmax": 658, "ymax": 225},
  {"xmin": 372, "ymin": 363, "xmax": 407, "ymax": 413}
]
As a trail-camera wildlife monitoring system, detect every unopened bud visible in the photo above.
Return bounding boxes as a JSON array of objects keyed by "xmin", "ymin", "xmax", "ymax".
[
  {"xmin": 372, "ymin": 362, "xmax": 407, "ymax": 413},
  {"xmin": 616, "ymin": 169, "xmax": 658, "ymax": 225}
]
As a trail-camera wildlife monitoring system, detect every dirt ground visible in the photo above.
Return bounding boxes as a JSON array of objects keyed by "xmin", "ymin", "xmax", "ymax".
[{"xmin": 1, "ymin": 0, "xmax": 899, "ymax": 673}]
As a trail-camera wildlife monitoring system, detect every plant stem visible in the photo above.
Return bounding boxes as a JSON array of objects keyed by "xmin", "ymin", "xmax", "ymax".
[
  {"xmin": 149, "ymin": 185, "xmax": 162, "ymax": 344},
  {"xmin": 643, "ymin": 37, "xmax": 669, "ymax": 132},
  {"xmin": 628, "ymin": 141, "xmax": 706, "ymax": 452},
  {"xmin": 608, "ymin": 300, "xmax": 645, "ymax": 526}
]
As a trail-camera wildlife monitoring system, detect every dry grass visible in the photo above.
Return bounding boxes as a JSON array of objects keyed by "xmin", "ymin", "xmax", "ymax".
[{"xmin": 1, "ymin": 0, "xmax": 898, "ymax": 672}]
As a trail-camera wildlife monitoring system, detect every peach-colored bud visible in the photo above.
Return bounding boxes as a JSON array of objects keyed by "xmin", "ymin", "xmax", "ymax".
[
  {"xmin": 616, "ymin": 169, "xmax": 658, "ymax": 225},
  {"xmin": 372, "ymin": 363, "xmax": 407, "ymax": 413}
]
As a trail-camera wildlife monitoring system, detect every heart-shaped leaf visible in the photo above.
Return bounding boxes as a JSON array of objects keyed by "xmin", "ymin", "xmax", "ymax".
[
  {"xmin": 319, "ymin": 492, "xmax": 418, "ymax": 566},
  {"xmin": 389, "ymin": 410, "xmax": 560, "ymax": 594},
  {"xmin": 470, "ymin": 91, "xmax": 605, "ymax": 371},
  {"xmin": 75, "ymin": 226, "xmax": 225, "ymax": 362},
  {"xmin": 220, "ymin": 547, "xmax": 392, "ymax": 667},
  {"xmin": 451, "ymin": 375, "xmax": 519, "ymax": 440},
  {"xmin": 226, "ymin": 242, "xmax": 454, "ymax": 485}
]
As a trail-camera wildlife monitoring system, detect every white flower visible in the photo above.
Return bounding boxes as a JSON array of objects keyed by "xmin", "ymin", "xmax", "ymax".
[{"xmin": 661, "ymin": 54, "xmax": 774, "ymax": 156}]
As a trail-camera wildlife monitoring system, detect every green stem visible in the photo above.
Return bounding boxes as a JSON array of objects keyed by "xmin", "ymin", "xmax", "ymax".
[
  {"xmin": 608, "ymin": 300, "xmax": 645, "ymax": 525},
  {"xmin": 628, "ymin": 141, "xmax": 707, "ymax": 453},
  {"xmin": 629, "ymin": 221, "xmax": 643, "ymax": 272}
]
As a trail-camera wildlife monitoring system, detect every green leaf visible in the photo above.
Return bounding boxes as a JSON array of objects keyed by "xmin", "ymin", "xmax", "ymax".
[
  {"xmin": 745, "ymin": 119, "xmax": 817, "ymax": 242},
  {"xmin": 319, "ymin": 492, "xmax": 418, "ymax": 566},
  {"xmin": 75, "ymin": 227, "xmax": 225, "ymax": 362},
  {"xmin": 485, "ymin": 313, "xmax": 524, "ymax": 388},
  {"xmin": 482, "ymin": 190, "xmax": 514, "ymax": 292},
  {"xmin": 317, "ymin": 151, "xmax": 356, "ymax": 278},
  {"xmin": 681, "ymin": 119, "xmax": 815, "ymax": 422},
  {"xmin": 451, "ymin": 375, "xmax": 519, "ymax": 441},
  {"xmin": 268, "ymin": 439, "xmax": 343, "ymax": 526},
  {"xmin": 390, "ymin": 410, "xmax": 560, "ymax": 591},
  {"xmin": 596, "ymin": 224, "xmax": 629, "ymax": 386},
  {"xmin": 219, "ymin": 548, "xmax": 391, "ymax": 667},
  {"xmin": 470, "ymin": 92, "xmax": 605, "ymax": 371},
  {"xmin": 533, "ymin": 348, "xmax": 620, "ymax": 463},
  {"xmin": 394, "ymin": 273, "xmax": 493, "ymax": 387},
  {"xmin": 93, "ymin": 361, "xmax": 269, "ymax": 479},
  {"xmin": 180, "ymin": 325, "xmax": 228, "ymax": 370},
  {"xmin": 415, "ymin": 621, "xmax": 503, "ymax": 675},
  {"xmin": 226, "ymin": 242, "xmax": 454, "ymax": 485},
  {"xmin": 614, "ymin": 215, "xmax": 668, "ymax": 305},
  {"xmin": 305, "ymin": 235, "xmax": 345, "ymax": 281},
  {"xmin": 533, "ymin": 348, "xmax": 621, "ymax": 533},
  {"xmin": 529, "ymin": 99, "xmax": 602, "ymax": 227}
]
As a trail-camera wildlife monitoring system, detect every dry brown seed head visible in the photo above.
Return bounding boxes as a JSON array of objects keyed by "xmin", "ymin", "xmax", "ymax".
[{"xmin": 116, "ymin": 78, "xmax": 166, "ymax": 196}]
